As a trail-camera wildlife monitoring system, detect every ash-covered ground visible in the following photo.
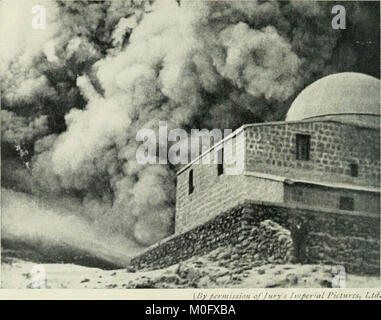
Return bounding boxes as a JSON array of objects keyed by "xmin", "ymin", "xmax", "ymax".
[{"xmin": 2, "ymin": 248, "xmax": 379, "ymax": 289}]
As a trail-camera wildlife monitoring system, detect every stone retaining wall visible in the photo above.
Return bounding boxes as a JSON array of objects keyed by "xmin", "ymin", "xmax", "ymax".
[{"xmin": 130, "ymin": 201, "xmax": 380, "ymax": 275}]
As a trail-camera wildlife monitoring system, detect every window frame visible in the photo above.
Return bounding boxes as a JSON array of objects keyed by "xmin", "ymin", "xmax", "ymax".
[
  {"xmin": 188, "ymin": 169, "xmax": 194, "ymax": 195},
  {"xmin": 296, "ymin": 134, "xmax": 311, "ymax": 161},
  {"xmin": 339, "ymin": 196, "xmax": 354, "ymax": 211},
  {"xmin": 217, "ymin": 147, "xmax": 224, "ymax": 176},
  {"xmin": 350, "ymin": 163, "xmax": 359, "ymax": 177}
]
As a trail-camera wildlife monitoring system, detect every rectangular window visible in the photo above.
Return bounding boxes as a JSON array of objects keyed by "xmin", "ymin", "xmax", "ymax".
[
  {"xmin": 296, "ymin": 134, "xmax": 310, "ymax": 161},
  {"xmin": 339, "ymin": 196, "xmax": 354, "ymax": 211},
  {"xmin": 350, "ymin": 163, "xmax": 358, "ymax": 177},
  {"xmin": 188, "ymin": 169, "xmax": 194, "ymax": 195},
  {"xmin": 217, "ymin": 148, "xmax": 224, "ymax": 176}
]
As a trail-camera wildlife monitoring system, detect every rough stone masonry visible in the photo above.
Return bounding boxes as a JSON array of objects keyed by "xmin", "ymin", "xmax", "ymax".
[{"xmin": 130, "ymin": 200, "xmax": 380, "ymax": 276}]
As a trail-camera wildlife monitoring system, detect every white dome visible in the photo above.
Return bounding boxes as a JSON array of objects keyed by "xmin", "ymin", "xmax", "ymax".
[{"xmin": 286, "ymin": 72, "xmax": 380, "ymax": 126}]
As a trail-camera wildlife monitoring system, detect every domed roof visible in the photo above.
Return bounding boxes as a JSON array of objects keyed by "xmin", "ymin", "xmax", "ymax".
[{"xmin": 286, "ymin": 72, "xmax": 380, "ymax": 123}]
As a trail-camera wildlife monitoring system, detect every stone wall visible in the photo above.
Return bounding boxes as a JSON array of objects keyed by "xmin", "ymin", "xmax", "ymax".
[
  {"xmin": 130, "ymin": 201, "xmax": 380, "ymax": 275},
  {"xmin": 176, "ymin": 172, "xmax": 247, "ymax": 234},
  {"xmin": 245, "ymin": 120, "xmax": 380, "ymax": 187},
  {"xmin": 284, "ymin": 183, "xmax": 380, "ymax": 214},
  {"xmin": 175, "ymin": 131, "xmax": 250, "ymax": 233},
  {"xmin": 176, "ymin": 172, "xmax": 284, "ymax": 233}
]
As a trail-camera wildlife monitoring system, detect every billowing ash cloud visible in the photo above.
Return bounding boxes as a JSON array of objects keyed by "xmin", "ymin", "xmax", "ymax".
[
  {"xmin": 2, "ymin": 0, "xmax": 379, "ymax": 250},
  {"xmin": 0, "ymin": 0, "xmax": 61, "ymax": 110},
  {"xmin": 1, "ymin": 110, "xmax": 49, "ymax": 144}
]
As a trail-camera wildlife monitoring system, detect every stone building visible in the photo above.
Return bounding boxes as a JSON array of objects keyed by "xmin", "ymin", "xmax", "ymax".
[
  {"xmin": 175, "ymin": 72, "xmax": 380, "ymax": 234},
  {"xmin": 131, "ymin": 72, "xmax": 380, "ymax": 274}
]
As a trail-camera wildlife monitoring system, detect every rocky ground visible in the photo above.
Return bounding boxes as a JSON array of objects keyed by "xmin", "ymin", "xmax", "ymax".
[
  {"xmin": 2, "ymin": 219, "xmax": 379, "ymax": 289},
  {"xmin": 2, "ymin": 244, "xmax": 379, "ymax": 289}
]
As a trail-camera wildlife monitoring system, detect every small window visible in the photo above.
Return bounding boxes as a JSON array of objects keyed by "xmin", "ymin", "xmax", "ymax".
[
  {"xmin": 217, "ymin": 148, "xmax": 224, "ymax": 176},
  {"xmin": 350, "ymin": 163, "xmax": 358, "ymax": 177},
  {"xmin": 296, "ymin": 134, "xmax": 310, "ymax": 161},
  {"xmin": 188, "ymin": 169, "xmax": 194, "ymax": 195},
  {"xmin": 339, "ymin": 197, "xmax": 354, "ymax": 211}
]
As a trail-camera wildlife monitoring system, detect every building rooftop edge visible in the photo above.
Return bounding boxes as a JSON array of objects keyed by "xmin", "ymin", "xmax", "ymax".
[{"xmin": 301, "ymin": 112, "xmax": 380, "ymax": 120}]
